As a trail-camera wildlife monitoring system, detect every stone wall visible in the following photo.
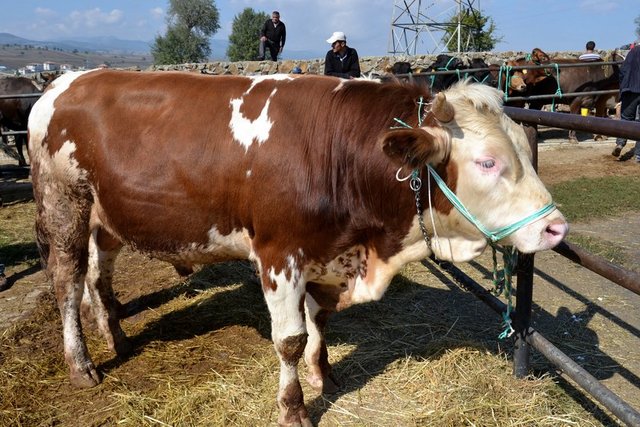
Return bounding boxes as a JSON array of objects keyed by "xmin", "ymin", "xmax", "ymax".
[{"xmin": 148, "ymin": 50, "xmax": 619, "ymax": 76}]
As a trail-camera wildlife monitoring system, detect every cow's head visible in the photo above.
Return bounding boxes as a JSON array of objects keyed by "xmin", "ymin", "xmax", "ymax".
[{"xmin": 381, "ymin": 81, "xmax": 567, "ymax": 262}]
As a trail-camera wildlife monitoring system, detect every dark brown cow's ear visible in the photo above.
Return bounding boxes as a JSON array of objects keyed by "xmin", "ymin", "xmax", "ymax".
[{"xmin": 381, "ymin": 128, "xmax": 443, "ymax": 168}]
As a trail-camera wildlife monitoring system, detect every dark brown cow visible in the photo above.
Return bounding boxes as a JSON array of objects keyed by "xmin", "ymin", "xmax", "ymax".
[
  {"xmin": 513, "ymin": 48, "xmax": 620, "ymax": 142},
  {"xmin": 0, "ymin": 76, "xmax": 43, "ymax": 166},
  {"xmin": 29, "ymin": 70, "xmax": 567, "ymax": 426}
]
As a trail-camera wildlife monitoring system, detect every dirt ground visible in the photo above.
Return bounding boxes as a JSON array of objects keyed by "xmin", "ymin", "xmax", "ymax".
[{"xmin": 1, "ymin": 128, "xmax": 639, "ymax": 424}]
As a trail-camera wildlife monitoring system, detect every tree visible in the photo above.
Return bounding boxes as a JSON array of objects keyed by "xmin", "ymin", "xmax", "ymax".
[
  {"xmin": 227, "ymin": 8, "xmax": 269, "ymax": 61},
  {"xmin": 151, "ymin": 0, "xmax": 220, "ymax": 65},
  {"xmin": 442, "ymin": 9, "xmax": 501, "ymax": 52}
]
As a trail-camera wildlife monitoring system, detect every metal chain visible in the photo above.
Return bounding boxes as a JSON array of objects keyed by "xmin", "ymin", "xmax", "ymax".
[{"xmin": 410, "ymin": 171, "xmax": 431, "ymax": 248}]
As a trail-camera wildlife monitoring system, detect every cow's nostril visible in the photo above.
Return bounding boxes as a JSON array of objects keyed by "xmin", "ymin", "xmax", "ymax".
[{"xmin": 545, "ymin": 222, "xmax": 569, "ymax": 242}]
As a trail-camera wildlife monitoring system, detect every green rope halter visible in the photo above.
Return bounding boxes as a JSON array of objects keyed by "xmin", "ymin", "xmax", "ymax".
[{"xmin": 427, "ymin": 166, "xmax": 556, "ymax": 243}]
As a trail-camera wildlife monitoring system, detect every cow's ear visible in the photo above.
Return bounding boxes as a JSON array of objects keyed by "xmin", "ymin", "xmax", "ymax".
[{"xmin": 381, "ymin": 127, "xmax": 448, "ymax": 168}]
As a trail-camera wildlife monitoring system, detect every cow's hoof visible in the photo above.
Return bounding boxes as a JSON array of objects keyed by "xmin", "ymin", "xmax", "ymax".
[
  {"xmin": 306, "ymin": 372, "xmax": 340, "ymax": 394},
  {"xmin": 278, "ymin": 415, "xmax": 313, "ymax": 427},
  {"xmin": 70, "ymin": 364, "xmax": 101, "ymax": 388}
]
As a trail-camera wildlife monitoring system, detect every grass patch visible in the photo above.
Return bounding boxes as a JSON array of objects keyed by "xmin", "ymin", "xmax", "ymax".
[
  {"xmin": 566, "ymin": 234, "xmax": 628, "ymax": 266},
  {"xmin": 549, "ymin": 176, "xmax": 640, "ymax": 222},
  {"xmin": 0, "ymin": 201, "xmax": 39, "ymax": 267}
]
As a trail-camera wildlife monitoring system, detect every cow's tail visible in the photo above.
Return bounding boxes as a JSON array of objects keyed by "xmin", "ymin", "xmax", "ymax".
[
  {"xmin": 31, "ymin": 163, "xmax": 52, "ymax": 279},
  {"xmin": 34, "ymin": 208, "xmax": 52, "ymax": 279}
]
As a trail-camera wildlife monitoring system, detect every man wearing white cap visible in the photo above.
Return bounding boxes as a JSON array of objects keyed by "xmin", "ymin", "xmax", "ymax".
[{"xmin": 324, "ymin": 31, "xmax": 361, "ymax": 79}]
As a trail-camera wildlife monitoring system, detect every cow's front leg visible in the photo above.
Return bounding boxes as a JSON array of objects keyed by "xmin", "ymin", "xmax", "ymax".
[
  {"xmin": 261, "ymin": 266, "xmax": 312, "ymax": 427},
  {"xmin": 304, "ymin": 294, "xmax": 340, "ymax": 393}
]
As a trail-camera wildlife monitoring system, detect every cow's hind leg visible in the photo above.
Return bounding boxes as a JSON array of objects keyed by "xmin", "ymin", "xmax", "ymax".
[
  {"xmin": 83, "ymin": 227, "xmax": 131, "ymax": 356},
  {"xmin": 260, "ymin": 263, "xmax": 312, "ymax": 427},
  {"xmin": 42, "ymin": 199, "xmax": 99, "ymax": 387},
  {"xmin": 304, "ymin": 294, "xmax": 340, "ymax": 394}
]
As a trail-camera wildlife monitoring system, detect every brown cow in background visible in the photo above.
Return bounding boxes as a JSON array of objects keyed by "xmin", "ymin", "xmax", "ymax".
[
  {"xmin": 512, "ymin": 48, "xmax": 620, "ymax": 142},
  {"xmin": 0, "ymin": 76, "xmax": 44, "ymax": 166}
]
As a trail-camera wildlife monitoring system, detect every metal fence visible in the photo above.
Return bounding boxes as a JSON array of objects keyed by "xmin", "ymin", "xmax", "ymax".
[
  {"xmin": 434, "ymin": 108, "xmax": 640, "ymax": 426},
  {"xmin": 0, "ymin": 92, "xmax": 42, "ymax": 139}
]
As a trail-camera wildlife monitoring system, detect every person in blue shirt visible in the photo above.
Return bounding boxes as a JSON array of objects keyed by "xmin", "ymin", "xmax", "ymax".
[
  {"xmin": 611, "ymin": 45, "xmax": 640, "ymax": 162},
  {"xmin": 324, "ymin": 31, "xmax": 361, "ymax": 79}
]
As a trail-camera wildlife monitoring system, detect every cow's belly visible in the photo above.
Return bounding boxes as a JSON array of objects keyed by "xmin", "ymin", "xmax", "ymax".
[
  {"xmin": 93, "ymin": 195, "xmax": 252, "ymax": 264},
  {"xmin": 145, "ymin": 226, "xmax": 253, "ymax": 266}
]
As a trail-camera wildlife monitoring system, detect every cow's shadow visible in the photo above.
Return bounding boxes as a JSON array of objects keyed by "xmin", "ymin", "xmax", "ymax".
[
  {"xmin": 95, "ymin": 257, "xmax": 627, "ymax": 426},
  {"xmin": 0, "ymin": 241, "xmax": 40, "ymax": 291}
]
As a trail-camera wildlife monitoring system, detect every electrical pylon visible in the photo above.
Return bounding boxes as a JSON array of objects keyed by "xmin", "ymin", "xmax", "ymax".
[{"xmin": 388, "ymin": 0, "xmax": 481, "ymax": 55}]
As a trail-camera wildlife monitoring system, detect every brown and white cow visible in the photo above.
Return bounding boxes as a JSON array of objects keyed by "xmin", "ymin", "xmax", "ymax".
[{"xmin": 28, "ymin": 70, "xmax": 567, "ymax": 426}]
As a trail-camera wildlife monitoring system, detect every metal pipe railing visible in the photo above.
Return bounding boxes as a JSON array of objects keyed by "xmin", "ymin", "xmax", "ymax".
[
  {"xmin": 426, "ymin": 257, "xmax": 640, "ymax": 427},
  {"xmin": 504, "ymin": 106, "xmax": 640, "ymax": 140}
]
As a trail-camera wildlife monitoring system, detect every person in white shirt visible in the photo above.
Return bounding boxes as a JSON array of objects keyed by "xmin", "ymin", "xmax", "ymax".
[{"xmin": 578, "ymin": 41, "xmax": 602, "ymax": 61}]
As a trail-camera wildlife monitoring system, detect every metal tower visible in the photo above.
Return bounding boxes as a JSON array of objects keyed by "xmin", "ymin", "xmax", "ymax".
[{"xmin": 388, "ymin": 0, "xmax": 481, "ymax": 55}]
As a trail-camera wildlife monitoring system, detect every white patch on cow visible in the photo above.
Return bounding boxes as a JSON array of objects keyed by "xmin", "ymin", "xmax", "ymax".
[
  {"xmin": 246, "ymin": 170, "xmax": 251, "ymax": 178},
  {"xmin": 265, "ymin": 256, "xmax": 305, "ymax": 340},
  {"xmin": 161, "ymin": 226, "xmax": 252, "ymax": 266},
  {"xmin": 246, "ymin": 74, "xmax": 292, "ymax": 93},
  {"xmin": 303, "ymin": 293, "xmax": 323, "ymax": 386},
  {"xmin": 206, "ymin": 226, "xmax": 251, "ymax": 257},
  {"xmin": 62, "ymin": 273, "xmax": 86, "ymax": 362},
  {"xmin": 28, "ymin": 71, "xmax": 92, "ymax": 160},
  {"xmin": 229, "ymin": 88, "xmax": 278, "ymax": 151},
  {"xmin": 51, "ymin": 140, "xmax": 86, "ymax": 183}
]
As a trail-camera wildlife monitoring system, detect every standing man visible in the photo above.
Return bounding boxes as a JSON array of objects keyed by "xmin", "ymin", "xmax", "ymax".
[
  {"xmin": 258, "ymin": 11, "xmax": 286, "ymax": 61},
  {"xmin": 612, "ymin": 45, "xmax": 640, "ymax": 163},
  {"xmin": 324, "ymin": 31, "xmax": 361, "ymax": 79}
]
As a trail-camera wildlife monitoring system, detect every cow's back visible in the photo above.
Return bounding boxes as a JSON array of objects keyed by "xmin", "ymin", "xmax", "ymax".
[{"xmin": 29, "ymin": 70, "xmax": 425, "ymax": 265}]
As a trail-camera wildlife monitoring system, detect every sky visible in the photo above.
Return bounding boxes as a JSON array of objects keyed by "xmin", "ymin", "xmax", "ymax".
[{"xmin": 0, "ymin": 0, "xmax": 638, "ymax": 59}]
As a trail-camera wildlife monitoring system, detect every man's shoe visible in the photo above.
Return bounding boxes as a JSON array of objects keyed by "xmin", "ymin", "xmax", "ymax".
[
  {"xmin": 612, "ymin": 146, "xmax": 622, "ymax": 157},
  {"xmin": 256, "ymin": 56, "xmax": 265, "ymax": 61},
  {"xmin": 635, "ymin": 156, "xmax": 640, "ymax": 163}
]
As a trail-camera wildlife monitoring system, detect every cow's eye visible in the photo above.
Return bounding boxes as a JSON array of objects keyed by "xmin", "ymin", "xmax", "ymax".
[{"xmin": 476, "ymin": 158, "xmax": 496, "ymax": 170}]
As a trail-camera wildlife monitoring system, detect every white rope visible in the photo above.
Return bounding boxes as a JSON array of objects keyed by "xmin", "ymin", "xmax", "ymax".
[{"xmin": 426, "ymin": 167, "xmax": 440, "ymax": 251}]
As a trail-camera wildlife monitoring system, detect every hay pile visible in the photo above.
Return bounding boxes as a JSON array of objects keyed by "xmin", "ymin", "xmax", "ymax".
[{"xmin": 0, "ymin": 254, "xmax": 609, "ymax": 426}]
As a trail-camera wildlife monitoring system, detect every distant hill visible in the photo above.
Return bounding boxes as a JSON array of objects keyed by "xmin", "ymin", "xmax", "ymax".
[
  {"xmin": 0, "ymin": 32, "xmax": 154, "ymax": 70},
  {"xmin": 0, "ymin": 32, "xmax": 323, "ymax": 70},
  {"xmin": 0, "ymin": 32, "xmax": 150, "ymax": 54}
]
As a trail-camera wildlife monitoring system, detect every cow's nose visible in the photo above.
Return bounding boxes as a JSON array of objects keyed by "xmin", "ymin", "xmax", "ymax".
[{"xmin": 544, "ymin": 220, "xmax": 568, "ymax": 247}]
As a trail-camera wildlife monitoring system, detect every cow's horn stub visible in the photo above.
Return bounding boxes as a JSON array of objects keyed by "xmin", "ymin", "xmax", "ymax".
[{"xmin": 432, "ymin": 92, "xmax": 454, "ymax": 123}]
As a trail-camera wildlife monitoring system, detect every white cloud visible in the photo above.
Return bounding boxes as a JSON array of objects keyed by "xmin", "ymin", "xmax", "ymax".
[
  {"xmin": 579, "ymin": 0, "xmax": 619, "ymax": 12},
  {"xmin": 150, "ymin": 7, "xmax": 164, "ymax": 20},
  {"xmin": 69, "ymin": 8, "xmax": 124, "ymax": 29},
  {"xmin": 34, "ymin": 8, "xmax": 57, "ymax": 18}
]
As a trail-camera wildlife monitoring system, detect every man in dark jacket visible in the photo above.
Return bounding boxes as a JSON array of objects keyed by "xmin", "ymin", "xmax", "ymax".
[
  {"xmin": 612, "ymin": 45, "xmax": 640, "ymax": 162},
  {"xmin": 324, "ymin": 31, "xmax": 361, "ymax": 79},
  {"xmin": 258, "ymin": 11, "xmax": 286, "ymax": 61}
]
